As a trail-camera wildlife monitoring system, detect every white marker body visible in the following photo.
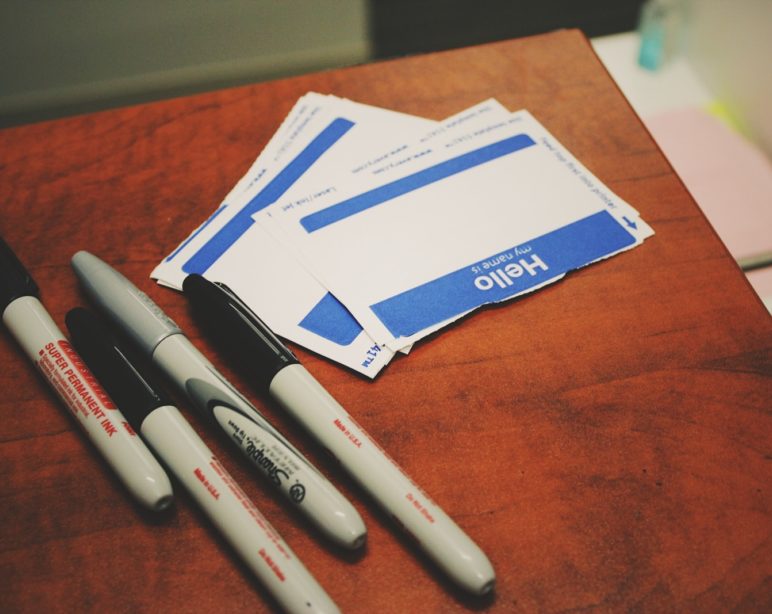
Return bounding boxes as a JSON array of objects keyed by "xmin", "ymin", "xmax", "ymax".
[
  {"xmin": 153, "ymin": 334, "xmax": 366, "ymax": 549},
  {"xmin": 2, "ymin": 296, "xmax": 173, "ymax": 511},
  {"xmin": 141, "ymin": 405, "xmax": 340, "ymax": 614},
  {"xmin": 270, "ymin": 364, "xmax": 496, "ymax": 595}
]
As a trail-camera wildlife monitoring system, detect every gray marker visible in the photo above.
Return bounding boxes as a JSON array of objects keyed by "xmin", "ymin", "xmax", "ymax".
[{"xmin": 71, "ymin": 250, "xmax": 366, "ymax": 550}]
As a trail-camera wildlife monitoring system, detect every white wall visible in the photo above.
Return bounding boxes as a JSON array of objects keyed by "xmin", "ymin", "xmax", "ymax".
[
  {"xmin": 0, "ymin": 0, "xmax": 370, "ymax": 126},
  {"xmin": 684, "ymin": 0, "xmax": 772, "ymax": 156}
]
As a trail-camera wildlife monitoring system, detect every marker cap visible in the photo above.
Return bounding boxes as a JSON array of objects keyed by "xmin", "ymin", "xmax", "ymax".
[
  {"xmin": 0, "ymin": 235, "xmax": 39, "ymax": 312},
  {"xmin": 71, "ymin": 250, "xmax": 182, "ymax": 356},
  {"xmin": 182, "ymin": 274, "xmax": 298, "ymax": 390},
  {"xmin": 65, "ymin": 307, "xmax": 171, "ymax": 430}
]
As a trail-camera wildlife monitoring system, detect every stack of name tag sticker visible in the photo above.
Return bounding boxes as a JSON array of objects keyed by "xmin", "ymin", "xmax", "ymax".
[{"xmin": 153, "ymin": 93, "xmax": 653, "ymax": 377}]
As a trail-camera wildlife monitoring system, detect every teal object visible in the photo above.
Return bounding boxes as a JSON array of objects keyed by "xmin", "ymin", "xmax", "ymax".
[{"xmin": 638, "ymin": 16, "xmax": 666, "ymax": 70}]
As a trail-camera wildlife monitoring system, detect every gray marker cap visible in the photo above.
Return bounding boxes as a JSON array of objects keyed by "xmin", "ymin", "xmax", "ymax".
[{"xmin": 71, "ymin": 250, "xmax": 181, "ymax": 356}]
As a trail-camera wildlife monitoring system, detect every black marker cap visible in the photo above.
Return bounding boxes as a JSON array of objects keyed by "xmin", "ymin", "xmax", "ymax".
[
  {"xmin": 65, "ymin": 307, "xmax": 171, "ymax": 430},
  {"xmin": 182, "ymin": 274, "xmax": 299, "ymax": 391},
  {"xmin": 0, "ymin": 235, "xmax": 39, "ymax": 312}
]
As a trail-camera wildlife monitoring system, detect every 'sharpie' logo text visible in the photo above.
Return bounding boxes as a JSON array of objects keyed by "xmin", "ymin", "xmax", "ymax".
[{"xmin": 244, "ymin": 439, "xmax": 299, "ymax": 494}]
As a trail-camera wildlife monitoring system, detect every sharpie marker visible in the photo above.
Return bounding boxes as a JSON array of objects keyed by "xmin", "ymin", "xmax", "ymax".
[
  {"xmin": 70, "ymin": 250, "xmax": 365, "ymax": 550},
  {"xmin": 182, "ymin": 274, "xmax": 496, "ymax": 595},
  {"xmin": 65, "ymin": 307, "xmax": 339, "ymax": 614},
  {"xmin": 0, "ymin": 237, "xmax": 173, "ymax": 511}
]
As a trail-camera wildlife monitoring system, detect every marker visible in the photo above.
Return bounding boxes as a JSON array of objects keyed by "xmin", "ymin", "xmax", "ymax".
[
  {"xmin": 182, "ymin": 274, "xmax": 496, "ymax": 595},
  {"xmin": 738, "ymin": 249, "xmax": 772, "ymax": 272},
  {"xmin": 65, "ymin": 307, "xmax": 340, "ymax": 614},
  {"xmin": 0, "ymin": 237, "xmax": 173, "ymax": 511},
  {"xmin": 70, "ymin": 250, "xmax": 366, "ymax": 550}
]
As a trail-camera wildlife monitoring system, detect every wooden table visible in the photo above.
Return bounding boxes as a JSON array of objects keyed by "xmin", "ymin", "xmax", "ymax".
[{"xmin": 1, "ymin": 30, "xmax": 770, "ymax": 613}]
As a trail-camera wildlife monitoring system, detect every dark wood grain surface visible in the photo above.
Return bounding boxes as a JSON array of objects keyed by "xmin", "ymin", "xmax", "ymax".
[{"xmin": 1, "ymin": 30, "xmax": 770, "ymax": 613}]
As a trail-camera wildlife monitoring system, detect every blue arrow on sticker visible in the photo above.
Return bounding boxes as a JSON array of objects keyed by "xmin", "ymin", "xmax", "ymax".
[{"xmin": 623, "ymin": 215, "xmax": 638, "ymax": 230}]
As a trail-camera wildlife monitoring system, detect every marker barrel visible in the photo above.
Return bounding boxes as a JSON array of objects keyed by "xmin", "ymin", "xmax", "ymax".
[
  {"xmin": 271, "ymin": 364, "xmax": 496, "ymax": 595},
  {"xmin": 2, "ymin": 296, "xmax": 173, "ymax": 511},
  {"xmin": 141, "ymin": 405, "xmax": 340, "ymax": 614},
  {"xmin": 153, "ymin": 333, "xmax": 366, "ymax": 549}
]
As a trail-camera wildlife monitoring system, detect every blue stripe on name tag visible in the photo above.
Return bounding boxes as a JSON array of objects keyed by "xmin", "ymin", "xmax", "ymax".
[
  {"xmin": 182, "ymin": 117, "xmax": 355, "ymax": 274},
  {"xmin": 298, "ymin": 292, "xmax": 362, "ymax": 346},
  {"xmin": 300, "ymin": 133, "xmax": 536, "ymax": 232},
  {"xmin": 165, "ymin": 204, "xmax": 227, "ymax": 262},
  {"xmin": 370, "ymin": 210, "xmax": 637, "ymax": 339}
]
